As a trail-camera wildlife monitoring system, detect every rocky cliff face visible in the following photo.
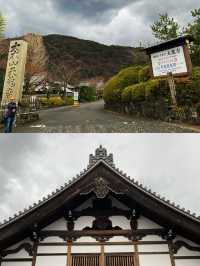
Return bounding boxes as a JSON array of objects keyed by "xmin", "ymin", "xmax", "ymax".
[{"xmin": 0, "ymin": 33, "xmax": 148, "ymax": 87}]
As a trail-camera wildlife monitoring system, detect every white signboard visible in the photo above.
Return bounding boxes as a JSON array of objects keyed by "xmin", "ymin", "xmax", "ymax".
[
  {"xmin": 74, "ymin": 92, "xmax": 79, "ymax": 101},
  {"xmin": 151, "ymin": 46, "xmax": 188, "ymax": 77}
]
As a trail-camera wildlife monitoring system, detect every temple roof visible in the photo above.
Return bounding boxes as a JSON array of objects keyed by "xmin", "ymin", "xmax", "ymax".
[{"xmin": 0, "ymin": 146, "xmax": 200, "ymax": 248}]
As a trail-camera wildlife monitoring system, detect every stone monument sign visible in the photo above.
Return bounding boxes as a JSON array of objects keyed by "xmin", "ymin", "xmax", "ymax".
[{"xmin": 1, "ymin": 40, "xmax": 28, "ymax": 106}]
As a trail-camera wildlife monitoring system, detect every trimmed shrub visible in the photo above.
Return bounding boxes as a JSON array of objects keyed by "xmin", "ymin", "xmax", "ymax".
[
  {"xmin": 191, "ymin": 66, "xmax": 200, "ymax": 81},
  {"xmin": 63, "ymin": 96, "xmax": 74, "ymax": 105},
  {"xmin": 104, "ymin": 66, "xmax": 142, "ymax": 104},
  {"xmin": 38, "ymin": 96, "xmax": 74, "ymax": 108},
  {"xmin": 79, "ymin": 86, "xmax": 96, "ymax": 102},
  {"xmin": 138, "ymin": 66, "xmax": 151, "ymax": 82},
  {"xmin": 122, "ymin": 86, "xmax": 132, "ymax": 103}
]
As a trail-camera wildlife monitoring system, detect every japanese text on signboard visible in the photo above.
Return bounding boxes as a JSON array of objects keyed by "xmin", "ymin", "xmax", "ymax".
[{"xmin": 151, "ymin": 46, "xmax": 188, "ymax": 77}]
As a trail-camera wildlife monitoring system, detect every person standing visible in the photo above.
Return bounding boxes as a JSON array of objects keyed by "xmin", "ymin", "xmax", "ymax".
[{"xmin": 4, "ymin": 96, "xmax": 17, "ymax": 133}]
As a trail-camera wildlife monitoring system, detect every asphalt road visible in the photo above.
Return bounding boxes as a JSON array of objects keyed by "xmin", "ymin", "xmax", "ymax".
[{"xmin": 0, "ymin": 100, "xmax": 197, "ymax": 133}]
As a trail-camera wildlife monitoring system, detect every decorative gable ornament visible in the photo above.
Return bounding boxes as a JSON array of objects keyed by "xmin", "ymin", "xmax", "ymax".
[
  {"xmin": 94, "ymin": 177, "xmax": 109, "ymax": 199},
  {"xmin": 89, "ymin": 145, "xmax": 115, "ymax": 167}
]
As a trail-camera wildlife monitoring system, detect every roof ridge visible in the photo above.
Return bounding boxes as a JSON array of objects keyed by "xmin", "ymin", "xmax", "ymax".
[
  {"xmin": 1, "ymin": 146, "xmax": 199, "ymax": 229},
  {"xmin": 109, "ymin": 163, "xmax": 200, "ymax": 223}
]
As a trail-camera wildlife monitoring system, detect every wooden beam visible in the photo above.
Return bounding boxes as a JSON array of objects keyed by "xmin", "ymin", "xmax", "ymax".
[{"xmin": 40, "ymin": 228, "xmax": 165, "ymax": 240}]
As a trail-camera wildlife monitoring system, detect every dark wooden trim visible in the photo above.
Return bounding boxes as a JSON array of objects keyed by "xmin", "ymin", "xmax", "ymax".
[
  {"xmin": 172, "ymin": 240, "xmax": 200, "ymax": 254},
  {"xmin": 174, "ymin": 256, "xmax": 200, "ymax": 260},
  {"xmin": 1, "ymin": 243, "xmax": 33, "ymax": 257},
  {"xmin": 38, "ymin": 240, "xmax": 168, "ymax": 246},
  {"xmin": 37, "ymin": 253, "xmax": 67, "ymax": 256},
  {"xmin": 183, "ymin": 44, "xmax": 193, "ymax": 76},
  {"xmin": 40, "ymin": 228, "xmax": 165, "ymax": 241},
  {"xmin": 2, "ymin": 258, "xmax": 33, "ymax": 262}
]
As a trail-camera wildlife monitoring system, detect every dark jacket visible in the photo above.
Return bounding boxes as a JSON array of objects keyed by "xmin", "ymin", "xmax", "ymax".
[{"xmin": 4, "ymin": 102, "xmax": 17, "ymax": 119}]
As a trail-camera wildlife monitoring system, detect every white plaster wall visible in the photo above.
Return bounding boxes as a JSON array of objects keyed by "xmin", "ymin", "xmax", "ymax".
[
  {"xmin": 74, "ymin": 216, "xmax": 95, "ymax": 230},
  {"xmin": 142, "ymin": 235, "xmax": 163, "ymax": 241},
  {"xmin": 110, "ymin": 216, "xmax": 131, "ymax": 229},
  {"xmin": 37, "ymin": 246, "xmax": 67, "ymax": 253},
  {"xmin": 42, "ymin": 236, "xmax": 65, "ymax": 243},
  {"xmin": 76, "ymin": 237, "xmax": 97, "ymax": 243},
  {"xmin": 104, "ymin": 245, "xmax": 133, "ymax": 253},
  {"xmin": 2, "ymin": 263, "xmax": 32, "ymax": 266},
  {"xmin": 71, "ymin": 245, "xmax": 101, "ymax": 254},
  {"xmin": 176, "ymin": 247, "xmax": 200, "ymax": 257},
  {"xmin": 35, "ymin": 256, "xmax": 66, "ymax": 266},
  {"xmin": 139, "ymin": 254, "xmax": 171, "ymax": 266},
  {"xmin": 42, "ymin": 218, "xmax": 66, "ymax": 230},
  {"xmin": 108, "ymin": 236, "xmax": 130, "ymax": 242},
  {"xmin": 175, "ymin": 235, "xmax": 200, "ymax": 257},
  {"xmin": 138, "ymin": 216, "xmax": 162, "ymax": 229},
  {"xmin": 175, "ymin": 260, "xmax": 200, "ymax": 266},
  {"xmin": 138, "ymin": 244, "xmax": 168, "ymax": 252}
]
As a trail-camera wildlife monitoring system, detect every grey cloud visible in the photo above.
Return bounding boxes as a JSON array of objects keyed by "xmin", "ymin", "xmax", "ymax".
[
  {"xmin": 0, "ymin": 134, "xmax": 200, "ymax": 222},
  {"xmin": 52, "ymin": 0, "xmax": 135, "ymax": 23}
]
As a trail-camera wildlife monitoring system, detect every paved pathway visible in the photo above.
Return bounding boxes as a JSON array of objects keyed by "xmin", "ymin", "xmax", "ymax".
[{"xmin": 0, "ymin": 100, "xmax": 197, "ymax": 133}]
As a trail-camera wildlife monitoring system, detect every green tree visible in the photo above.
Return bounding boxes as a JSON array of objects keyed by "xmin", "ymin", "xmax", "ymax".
[
  {"xmin": 0, "ymin": 12, "xmax": 5, "ymax": 39},
  {"xmin": 151, "ymin": 13, "xmax": 180, "ymax": 41},
  {"xmin": 185, "ymin": 8, "xmax": 200, "ymax": 65}
]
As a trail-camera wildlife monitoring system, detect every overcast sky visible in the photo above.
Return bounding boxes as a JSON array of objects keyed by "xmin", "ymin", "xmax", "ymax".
[
  {"xmin": 0, "ymin": 134, "xmax": 200, "ymax": 223},
  {"xmin": 0, "ymin": 0, "xmax": 199, "ymax": 46}
]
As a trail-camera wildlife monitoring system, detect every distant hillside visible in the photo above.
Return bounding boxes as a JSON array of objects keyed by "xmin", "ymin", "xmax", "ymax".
[{"xmin": 0, "ymin": 33, "xmax": 148, "ymax": 86}]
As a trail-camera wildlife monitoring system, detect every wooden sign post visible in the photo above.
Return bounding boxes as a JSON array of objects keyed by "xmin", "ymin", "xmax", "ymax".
[{"xmin": 167, "ymin": 72, "xmax": 177, "ymax": 107}]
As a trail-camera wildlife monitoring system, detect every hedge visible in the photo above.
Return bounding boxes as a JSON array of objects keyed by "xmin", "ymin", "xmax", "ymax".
[
  {"xmin": 38, "ymin": 96, "xmax": 74, "ymax": 108},
  {"xmin": 103, "ymin": 66, "xmax": 142, "ymax": 103},
  {"xmin": 79, "ymin": 86, "xmax": 96, "ymax": 102}
]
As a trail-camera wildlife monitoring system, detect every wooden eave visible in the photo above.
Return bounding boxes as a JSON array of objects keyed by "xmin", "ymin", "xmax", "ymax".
[
  {"xmin": 0, "ymin": 159, "xmax": 200, "ymax": 250},
  {"xmin": 143, "ymin": 35, "xmax": 194, "ymax": 54}
]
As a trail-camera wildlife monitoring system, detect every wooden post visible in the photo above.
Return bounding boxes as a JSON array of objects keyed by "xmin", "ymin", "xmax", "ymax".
[
  {"xmin": 167, "ymin": 72, "xmax": 177, "ymax": 107},
  {"xmin": 133, "ymin": 241, "xmax": 140, "ymax": 266},
  {"xmin": 32, "ymin": 241, "xmax": 38, "ymax": 266},
  {"xmin": 67, "ymin": 241, "xmax": 72, "ymax": 266},
  {"xmin": 100, "ymin": 242, "xmax": 105, "ymax": 266},
  {"xmin": 168, "ymin": 241, "xmax": 176, "ymax": 266}
]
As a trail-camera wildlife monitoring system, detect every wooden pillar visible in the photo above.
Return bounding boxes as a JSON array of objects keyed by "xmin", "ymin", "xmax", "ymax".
[
  {"xmin": 168, "ymin": 241, "xmax": 176, "ymax": 266},
  {"xmin": 133, "ymin": 241, "xmax": 140, "ymax": 266},
  {"xmin": 67, "ymin": 241, "xmax": 72, "ymax": 266},
  {"xmin": 167, "ymin": 72, "xmax": 177, "ymax": 107},
  {"xmin": 32, "ymin": 241, "xmax": 38, "ymax": 266},
  {"xmin": 100, "ymin": 242, "xmax": 105, "ymax": 266}
]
